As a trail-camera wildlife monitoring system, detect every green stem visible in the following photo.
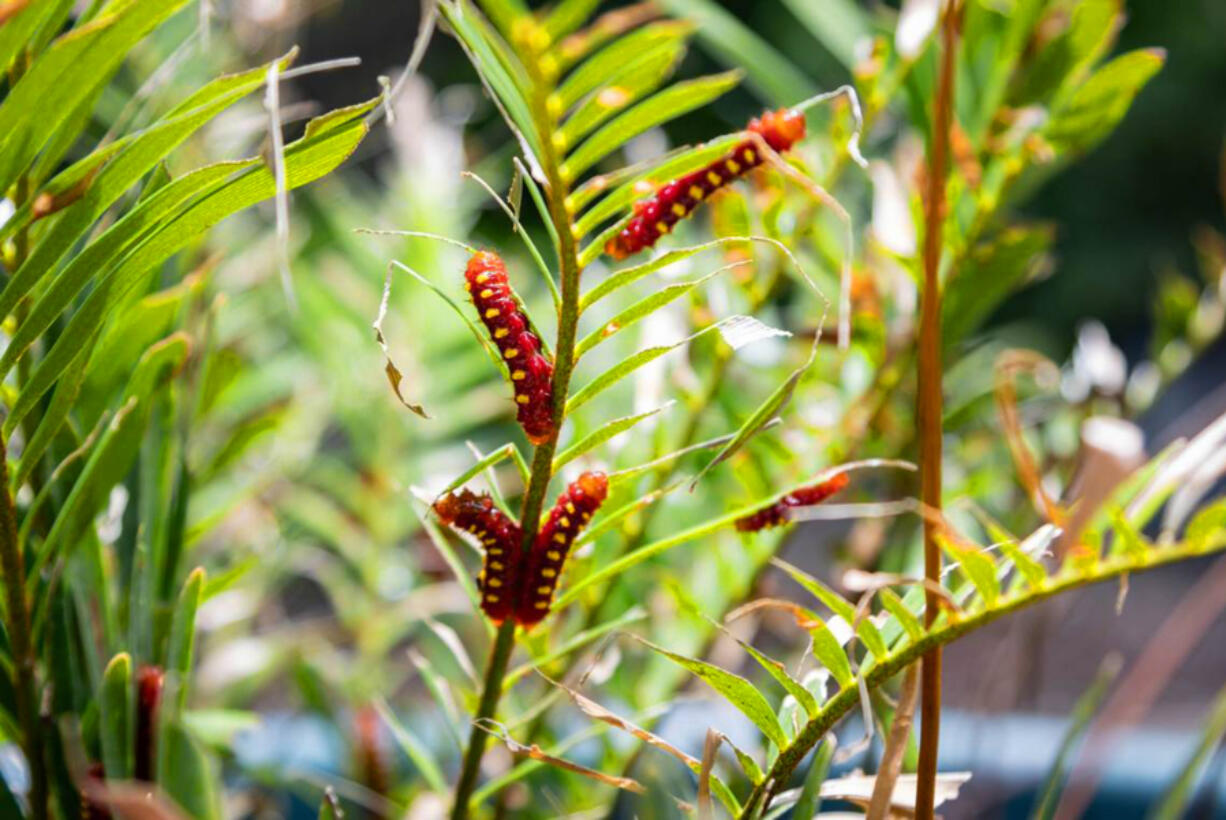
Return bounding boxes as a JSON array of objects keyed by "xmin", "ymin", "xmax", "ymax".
[
  {"xmin": 448, "ymin": 22, "xmax": 586, "ymax": 819},
  {"xmin": 737, "ymin": 543, "xmax": 1226, "ymax": 818}
]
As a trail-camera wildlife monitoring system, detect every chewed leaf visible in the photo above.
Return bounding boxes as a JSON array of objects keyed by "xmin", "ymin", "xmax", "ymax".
[
  {"xmin": 476, "ymin": 719, "xmax": 645, "ymax": 793},
  {"xmin": 373, "ymin": 268, "xmax": 428, "ymax": 417},
  {"xmin": 631, "ymin": 636, "xmax": 788, "ymax": 750},
  {"xmin": 716, "ymin": 314, "xmax": 792, "ymax": 351}
]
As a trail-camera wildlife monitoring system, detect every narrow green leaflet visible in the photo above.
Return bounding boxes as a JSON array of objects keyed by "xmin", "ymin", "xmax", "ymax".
[
  {"xmin": 1149, "ymin": 681, "xmax": 1226, "ymax": 820},
  {"xmin": 441, "ymin": 443, "xmax": 531, "ymax": 496},
  {"xmin": 375, "ymin": 699, "xmax": 450, "ymax": 792},
  {"xmin": 654, "ymin": 0, "xmax": 815, "ymax": 105},
  {"xmin": 566, "ymin": 339, "xmax": 686, "ymax": 413},
  {"xmin": 557, "ymin": 40, "xmax": 684, "ymax": 148},
  {"xmin": 13, "ymin": 327, "xmax": 99, "ymax": 489},
  {"xmin": 690, "ymin": 334, "xmax": 821, "ymax": 487},
  {"xmin": 1045, "ymin": 48, "xmax": 1164, "ymax": 155},
  {"xmin": 941, "ymin": 539, "xmax": 1001, "ymax": 608},
  {"xmin": 633, "ymin": 636, "xmax": 789, "ymax": 751},
  {"xmin": 561, "ymin": 71, "xmax": 742, "ymax": 181},
  {"xmin": 999, "ymin": 538, "xmax": 1048, "ymax": 590},
  {"xmin": 100, "ymin": 652, "xmax": 133, "ymax": 780},
  {"xmin": 0, "ymin": 51, "xmax": 297, "ymax": 321},
  {"xmin": 553, "ymin": 405, "xmax": 670, "ymax": 470},
  {"xmin": 773, "ymin": 559, "xmax": 887, "ymax": 661},
  {"xmin": 10, "ymin": 101, "xmax": 376, "ymax": 433},
  {"xmin": 580, "ymin": 241, "xmax": 729, "ymax": 310},
  {"xmin": 736, "ymin": 637, "xmax": 819, "ymax": 719},
  {"xmin": 0, "ymin": 0, "xmax": 65, "ymax": 81},
  {"xmin": 0, "ymin": 160, "xmax": 252, "ymax": 383},
  {"xmin": 503, "ymin": 607, "xmax": 647, "ymax": 689},
  {"xmin": 442, "ymin": 1, "xmax": 544, "ymax": 166},
  {"xmin": 807, "ymin": 617, "xmax": 854, "ymax": 689},
  {"xmin": 556, "ymin": 21, "xmax": 692, "ymax": 110},
  {"xmin": 165, "ymin": 568, "xmax": 205, "ymax": 713},
  {"xmin": 31, "ymin": 335, "xmax": 189, "ymax": 578},
  {"xmin": 542, "ymin": 0, "xmax": 603, "ymax": 40},
  {"xmin": 1031, "ymin": 655, "xmax": 1121, "ymax": 820},
  {"xmin": 576, "ymin": 270, "xmax": 722, "ymax": 357},
  {"xmin": 879, "ymin": 589, "xmax": 924, "ymax": 644},
  {"xmin": 0, "ymin": 0, "xmax": 191, "ymax": 196},
  {"xmin": 1185, "ymin": 499, "xmax": 1226, "ymax": 553},
  {"xmin": 557, "ymin": 476, "xmax": 838, "ymax": 608},
  {"xmin": 160, "ymin": 722, "xmax": 223, "ymax": 820}
]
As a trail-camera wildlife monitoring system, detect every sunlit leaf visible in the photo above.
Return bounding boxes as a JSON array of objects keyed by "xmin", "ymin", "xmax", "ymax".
[
  {"xmin": 632, "ymin": 636, "xmax": 789, "ymax": 750},
  {"xmin": 561, "ymin": 71, "xmax": 742, "ymax": 182}
]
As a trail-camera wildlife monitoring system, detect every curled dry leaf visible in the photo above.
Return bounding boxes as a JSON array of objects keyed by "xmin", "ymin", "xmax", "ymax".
[
  {"xmin": 373, "ymin": 267, "xmax": 428, "ymax": 417},
  {"xmin": 546, "ymin": 675, "xmax": 699, "ymax": 769},
  {"xmin": 698, "ymin": 728, "xmax": 721, "ymax": 820},
  {"xmin": 474, "ymin": 719, "xmax": 645, "ymax": 794}
]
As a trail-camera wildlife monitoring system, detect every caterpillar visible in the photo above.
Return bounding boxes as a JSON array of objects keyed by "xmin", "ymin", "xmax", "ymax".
[
  {"xmin": 517, "ymin": 472, "xmax": 609, "ymax": 627},
  {"xmin": 464, "ymin": 251, "xmax": 555, "ymax": 444},
  {"xmin": 735, "ymin": 471, "xmax": 849, "ymax": 533},
  {"xmin": 434, "ymin": 489, "xmax": 525, "ymax": 624},
  {"xmin": 605, "ymin": 107, "xmax": 807, "ymax": 260}
]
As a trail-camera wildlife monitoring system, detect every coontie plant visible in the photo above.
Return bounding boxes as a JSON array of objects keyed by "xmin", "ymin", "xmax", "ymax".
[{"xmin": 364, "ymin": 1, "xmax": 1226, "ymax": 819}]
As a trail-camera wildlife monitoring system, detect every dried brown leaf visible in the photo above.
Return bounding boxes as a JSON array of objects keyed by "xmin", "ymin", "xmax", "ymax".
[{"xmin": 475, "ymin": 719, "xmax": 645, "ymax": 793}]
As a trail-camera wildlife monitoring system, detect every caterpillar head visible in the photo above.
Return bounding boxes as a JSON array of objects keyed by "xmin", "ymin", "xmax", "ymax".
[{"xmin": 749, "ymin": 108, "xmax": 807, "ymax": 152}]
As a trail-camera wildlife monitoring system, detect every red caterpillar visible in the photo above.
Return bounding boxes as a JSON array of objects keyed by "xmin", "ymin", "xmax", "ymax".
[
  {"xmin": 465, "ymin": 251, "xmax": 555, "ymax": 444},
  {"xmin": 605, "ymin": 108, "xmax": 807, "ymax": 260},
  {"xmin": 518, "ymin": 472, "xmax": 609, "ymax": 628},
  {"xmin": 434, "ymin": 489, "xmax": 524, "ymax": 624},
  {"xmin": 735, "ymin": 471, "xmax": 849, "ymax": 533}
]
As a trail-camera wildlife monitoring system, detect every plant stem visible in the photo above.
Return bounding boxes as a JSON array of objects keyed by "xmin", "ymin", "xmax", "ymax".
[
  {"xmin": 915, "ymin": 4, "xmax": 960, "ymax": 817},
  {"xmin": 448, "ymin": 24, "xmax": 586, "ymax": 818}
]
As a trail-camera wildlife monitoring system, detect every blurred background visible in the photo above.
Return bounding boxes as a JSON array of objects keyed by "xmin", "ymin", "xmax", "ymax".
[{"xmin": 110, "ymin": 0, "xmax": 1226, "ymax": 817}]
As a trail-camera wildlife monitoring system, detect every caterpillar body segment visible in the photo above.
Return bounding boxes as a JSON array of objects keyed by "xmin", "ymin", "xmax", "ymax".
[
  {"xmin": 434, "ymin": 489, "xmax": 525, "ymax": 624},
  {"xmin": 518, "ymin": 472, "xmax": 609, "ymax": 627},
  {"xmin": 734, "ymin": 471, "xmax": 849, "ymax": 533},
  {"xmin": 464, "ymin": 251, "xmax": 556, "ymax": 444},
  {"xmin": 605, "ymin": 108, "xmax": 807, "ymax": 260}
]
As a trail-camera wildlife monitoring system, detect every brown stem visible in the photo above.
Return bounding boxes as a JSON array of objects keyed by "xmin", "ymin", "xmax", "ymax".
[
  {"xmin": 866, "ymin": 664, "xmax": 920, "ymax": 820},
  {"xmin": 915, "ymin": 4, "xmax": 961, "ymax": 818}
]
